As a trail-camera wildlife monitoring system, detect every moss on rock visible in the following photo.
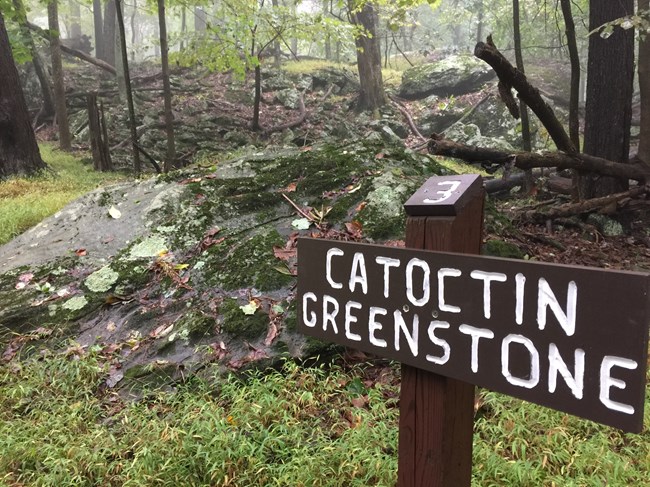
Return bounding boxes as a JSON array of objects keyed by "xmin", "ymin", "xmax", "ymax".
[{"xmin": 220, "ymin": 298, "xmax": 269, "ymax": 340}]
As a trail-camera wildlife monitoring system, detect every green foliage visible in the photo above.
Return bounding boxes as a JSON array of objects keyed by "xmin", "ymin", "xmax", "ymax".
[
  {"xmin": 590, "ymin": 8, "xmax": 650, "ymax": 40},
  {"xmin": 0, "ymin": 144, "xmax": 125, "ymax": 245}
]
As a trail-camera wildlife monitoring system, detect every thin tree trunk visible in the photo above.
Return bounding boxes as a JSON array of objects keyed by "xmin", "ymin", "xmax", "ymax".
[
  {"xmin": 560, "ymin": 0, "xmax": 581, "ymax": 150},
  {"xmin": 0, "ymin": 11, "xmax": 47, "ymax": 178},
  {"xmin": 157, "ymin": 0, "xmax": 176, "ymax": 172},
  {"xmin": 180, "ymin": 7, "xmax": 186, "ymax": 51},
  {"xmin": 48, "ymin": 0, "xmax": 72, "ymax": 151},
  {"xmin": 639, "ymin": 0, "xmax": 650, "ymax": 164},
  {"xmin": 115, "ymin": 0, "xmax": 141, "ymax": 174},
  {"xmin": 93, "ymin": 0, "xmax": 103, "ymax": 58},
  {"xmin": 69, "ymin": 0, "xmax": 81, "ymax": 39},
  {"xmin": 102, "ymin": 0, "xmax": 116, "ymax": 66},
  {"xmin": 252, "ymin": 64, "xmax": 262, "ymax": 131},
  {"xmin": 512, "ymin": 0, "xmax": 533, "ymax": 191}
]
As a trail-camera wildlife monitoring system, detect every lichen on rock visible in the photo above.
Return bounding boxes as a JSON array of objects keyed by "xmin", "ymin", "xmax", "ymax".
[{"xmin": 84, "ymin": 266, "xmax": 120, "ymax": 292}]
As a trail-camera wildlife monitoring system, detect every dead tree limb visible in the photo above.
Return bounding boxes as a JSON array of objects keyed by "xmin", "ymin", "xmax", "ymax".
[
  {"xmin": 389, "ymin": 96, "xmax": 426, "ymax": 141},
  {"xmin": 474, "ymin": 40, "xmax": 575, "ymax": 153},
  {"xmin": 428, "ymin": 134, "xmax": 650, "ymax": 183},
  {"xmin": 518, "ymin": 186, "xmax": 649, "ymax": 220},
  {"xmin": 263, "ymin": 92, "xmax": 307, "ymax": 135},
  {"xmin": 26, "ymin": 21, "xmax": 116, "ymax": 75}
]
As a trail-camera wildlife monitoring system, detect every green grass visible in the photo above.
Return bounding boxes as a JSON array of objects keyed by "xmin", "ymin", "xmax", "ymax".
[
  {"xmin": 0, "ymin": 349, "xmax": 648, "ymax": 486},
  {"xmin": 0, "ymin": 145, "xmax": 125, "ymax": 245}
]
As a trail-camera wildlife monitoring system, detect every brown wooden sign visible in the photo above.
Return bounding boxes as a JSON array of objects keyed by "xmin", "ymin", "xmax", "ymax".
[{"xmin": 297, "ymin": 237, "xmax": 650, "ymax": 432}]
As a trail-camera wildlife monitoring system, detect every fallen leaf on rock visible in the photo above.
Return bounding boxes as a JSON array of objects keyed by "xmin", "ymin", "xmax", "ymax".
[
  {"xmin": 106, "ymin": 366, "xmax": 124, "ymax": 388},
  {"xmin": 282, "ymin": 182, "xmax": 297, "ymax": 193},
  {"xmin": 273, "ymin": 246, "xmax": 296, "ymax": 261},
  {"xmin": 75, "ymin": 248, "xmax": 87, "ymax": 256},
  {"xmin": 240, "ymin": 300, "xmax": 259, "ymax": 315},
  {"xmin": 108, "ymin": 206, "xmax": 122, "ymax": 219},
  {"xmin": 150, "ymin": 323, "xmax": 174, "ymax": 338}
]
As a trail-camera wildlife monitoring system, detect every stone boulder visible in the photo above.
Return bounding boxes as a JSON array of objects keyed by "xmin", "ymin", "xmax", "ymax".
[
  {"xmin": 399, "ymin": 55, "xmax": 495, "ymax": 100},
  {"xmin": 0, "ymin": 141, "xmax": 447, "ymax": 393}
]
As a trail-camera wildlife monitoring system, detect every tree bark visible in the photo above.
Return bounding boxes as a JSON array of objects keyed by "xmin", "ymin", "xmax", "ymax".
[
  {"xmin": 116, "ymin": 0, "xmax": 141, "ymax": 174},
  {"xmin": 157, "ymin": 0, "xmax": 176, "ymax": 172},
  {"xmin": 512, "ymin": 0, "xmax": 533, "ymax": 192},
  {"xmin": 559, "ymin": 0, "xmax": 581, "ymax": 150},
  {"xmin": 581, "ymin": 0, "xmax": 635, "ymax": 198},
  {"xmin": 639, "ymin": 0, "xmax": 650, "ymax": 164},
  {"xmin": 93, "ymin": 0, "xmax": 103, "ymax": 58},
  {"xmin": 350, "ymin": 1, "xmax": 386, "ymax": 112},
  {"xmin": 0, "ymin": 11, "xmax": 47, "ymax": 178},
  {"xmin": 12, "ymin": 0, "xmax": 55, "ymax": 123},
  {"xmin": 48, "ymin": 0, "xmax": 72, "ymax": 151},
  {"xmin": 87, "ymin": 93, "xmax": 112, "ymax": 171},
  {"xmin": 102, "ymin": 0, "xmax": 116, "ymax": 66}
]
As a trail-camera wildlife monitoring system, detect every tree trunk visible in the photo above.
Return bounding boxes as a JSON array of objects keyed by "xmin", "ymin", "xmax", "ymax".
[
  {"xmin": 157, "ymin": 0, "xmax": 176, "ymax": 172},
  {"xmin": 12, "ymin": 0, "xmax": 55, "ymax": 123},
  {"xmin": 48, "ymin": 0, "xmax": 72, "ymax": 151},
  {"xmin": 102, "ymin": 0, "xmax": 116, "ymax": 66},
  {"xmin": 69, "ymin": 0, "xmax": 81, "ymax": 39},
  {"xmin": 93, "ymin": 0, "xmax": 103, "ymax": 58},
  {"xmin": 180, "ymin": 7, "xmax": 186, "ymax": 51},
  {"xmin": 350, "ymin": 1, "xmax": 386, "ymax": 112},
  {"xmin": 0, "ymin": 11, "xmax": 47, "ymax": 178},
  {"xmin": 559, "ymin": 0, "xmax": 581, "ymax": 150},
  {"xmin": 252, "ymin": 64, "xmax": 262, "ymax": 131},
  {"xmin": 116, "ymin": 0, "xmax": 141, "ymax": 174},
  {"xmin": 87, "ymin": 93, "xmax": 112, "ymax": 171},
  {"xmin": 194, "ymin": 7, "xmax": 207, "ymax": 32},
  {"xmin": 512, "ymin": 0, "xmax": 533, "ymax": 191},
  {"xmin": 581, "ymin": 0, "xmax": 635, "ymax": 199},
  {"xmin": 639, "ymin": 0, "xmax": 650, "ymax": 164},
  {"xmin": 476, "ymin": 4, "xmax": 484, "ymax": 45}
]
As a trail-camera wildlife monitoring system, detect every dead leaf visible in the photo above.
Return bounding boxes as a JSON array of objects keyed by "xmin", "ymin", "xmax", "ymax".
[
  {"xmin": 351, "ymin": 395, "xmax": 369, "ymax": 409},
  {"xmin": 282, "ymin": 182, "xmax": 297, "ymax": 193},
  {"xmin": 108, "ymin": 206, "xmax": 122, "ymax": 219},
  {"xmin": 273, "ymin": 246, "xmax": 296, "ymax": 261},
  {"xmin": 75, "ymin": 248, "xmax": 87, "ymax": 256},
  {"xmin": 264, "ymin": 323, "xmax": 279, "ymax": 347},
  {"xmin": 345, "ymin": 221, "xmax": 363, "ymax": 239},
  {"xmin": 354, "ymin": 201, "xmax": 367, "ymax": 213},
  {"xmin": 106, "ymin": 365, "xmax": 124, "ymax": 388},
  {"xmin": 106, "ymin": 322, "xmax": 117, "ymax": 332},
  {"xmin": 150, "ymin": 323, "xmax": 174, "ymax": 338}
]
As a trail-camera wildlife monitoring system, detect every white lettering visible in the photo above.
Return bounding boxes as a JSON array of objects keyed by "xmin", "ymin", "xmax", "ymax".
[
  {"xmin": 438, "ymin": 268, "xmax": 461, "ymax": 313},
  {"xmin": 470, "ymin": 270, "xmax": 507, "ymax": 319},
  {"xmin": 423, "ymin": 180, "xmax": 461, "ymax": 204},
  {"xmin": 406, "ymin": 258, "xmax": 430, "ymax": 307},
  {"xmin": 599, "ymin": 356, "xmax": 638, "ymax": 415},
  {"xmin": 322, "ymin": 295, "xmax": 339, "ymax": 334},
  {"xmin": 302, "ymin": 292, "xmax": 317, "ymax": 328},
  {"xmin": 375, "ymin": 256, "xmax": 401, "ymax": 298},
  {"xmin": 502, "ymin": 334, "xmax": 540, "ymax": 389},
  {"xmin": 548, "ymin": 343, "xmax": 585, "ymax": 399},
  {"xmin": 369, "ymin": 307, "xmax": 388, "ymax": 348},
  {"xmin": 326, "ymin": 248, "xmax": 344, "ymax": 289},
  {"xmin": 459, "ymin": 324, "xmax": 495, "ymax": 373},
  {"xmin": 426, "ymin": 321, "xmax": 451, "ymax": 365},
  {"xmin": 537, "ymin": 278, "xmax": 578, "ymax": 336},
  {"xmin": 515, "ymin": 273, "xmax": 526, "ymax": 325},
  {"xmin": 349, "ymin": 252, "xmax": 368, "ymax": 294},
  {"xmin": 344, "ymin": 301, "xmax": 362, "ymax": 342},
  {"xmin": 394, "ymin": 310, "xmax": 419, "ymax": 357}
]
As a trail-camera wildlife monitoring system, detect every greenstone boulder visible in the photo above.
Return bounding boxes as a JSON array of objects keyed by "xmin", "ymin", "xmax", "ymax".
[
  {"xmin": 0, "ymin": 141, "xmax": 448, "ymax": 393},
  {"xmin": 399, "ymin": 55, "xmax": 496, "ymax": 100}
]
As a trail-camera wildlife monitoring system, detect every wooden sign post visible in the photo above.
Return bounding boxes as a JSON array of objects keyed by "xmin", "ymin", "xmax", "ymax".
[
  {"xmin": 399, "ymin": 174, "xmax": 485, "ymax": 487},
  {"xmin": 296, "ymin": 174, "xmax": 649, "ymax": 485}
]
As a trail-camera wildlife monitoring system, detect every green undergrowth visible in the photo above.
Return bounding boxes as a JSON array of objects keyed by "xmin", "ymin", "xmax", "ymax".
[
  {"xmin": 0, "ymin": 352, "xmax": 648, "ymax": 486},
  {"xmin": 0, "ymin": 145, "xmax": 125, "ymax": 245}
]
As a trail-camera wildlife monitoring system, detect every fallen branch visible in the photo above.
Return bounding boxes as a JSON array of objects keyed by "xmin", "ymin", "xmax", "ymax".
[
  {"xmin": 389, "ymin": 96, "xmax": 426, "ymax": 141},
  {"xmin": 26, "ymin": 21, "xmax": 116, "ymax": 75},
  {"xmin": 474, "ymin": 39, "xmax": 574, "ymax": 153},
  {"xmin": 263, "ymin": 92, "xmax": 307, "ymax": 135},
  {"xmin": 428, "ymin": 134, "xmax": 650, "ymax": 184},
  {"xmin": 518, "ymin": 186, "xmax": 649, "ymax": 221}
]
